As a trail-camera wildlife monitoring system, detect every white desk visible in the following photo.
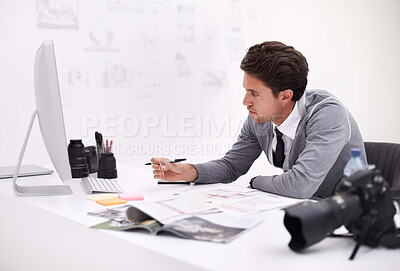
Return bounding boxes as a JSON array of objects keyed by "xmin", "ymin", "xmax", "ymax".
[{"xmin": 0, "ymin": 164, "xmax": 398, "ymax": 271}]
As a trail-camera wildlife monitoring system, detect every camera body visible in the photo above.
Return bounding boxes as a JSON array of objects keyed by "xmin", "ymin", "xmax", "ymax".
[
  {"xmin": 334, "ymin": 167, "xmax": 397, "ymax": 247},
  {"xmin": 284, "ymin": 167, "xmax": 398, "ymax": 254}
]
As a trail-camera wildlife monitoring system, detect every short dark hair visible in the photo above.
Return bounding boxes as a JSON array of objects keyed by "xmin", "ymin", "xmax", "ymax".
[{"xmin": 240, "ymin": 41, "xmax": 309, "ymax": 101}]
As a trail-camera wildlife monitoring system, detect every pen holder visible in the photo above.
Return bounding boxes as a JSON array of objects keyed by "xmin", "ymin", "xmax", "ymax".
[
  {"xmin": 98, "ymin": 152, "xmax": 118, "ymax": 179},
  {"xmin": 67, "ymin": 139, "xmax": 89, "ymax": 178}
]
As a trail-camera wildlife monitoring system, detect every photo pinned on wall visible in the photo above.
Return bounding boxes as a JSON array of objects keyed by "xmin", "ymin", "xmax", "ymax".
[
  {"xmin": 177, "ymin": 4, "xmax": 195, "ymax": 16},
  {"xmin": 227, "ymin": 38, "xmax": 245, "ymax": 61},
  {"xmin": 146, "ymin": 0, "xmax": 174, "ymax": 16},
  {"xmin": 97, "ymin": 62, "xmax": 134, "ymax": 89},
  {"xmin": 177, "ymin": 23, "xmax": 195, "ymax": 43},
  {"xmin": 129, "ymin": 27, "xmax": 159, "ymax": 53},
  {"xmin": 134, "ymin": 71, "xmax": 163, "ymax": 90},
  {"xmin": 227, "ymin": 0, "xmax": 242, "ymax": 32},
  {"xmin": 84, "ymin": 31, "xmax": 120, "ymax": 52},
  {"xmin": 36, "ymin": 0, "xmax": 79, "ymax": 30},
  {"xmin": 202, "ymin": 70, "xmax": 228, "ymax": 91},
  {"xmin": 64, "ymin": 65, "xmax": 91, "ymax": 89},
  {"xmin": 202, "ymin": 26, "xmax": 218, "ymax": 45},
  {"xmin": 131, "ymin": 58, "xmax": 164, "ymax": 90},
  {"xmin": 175, "ymin": 53, "xmax": 190, "ymax": 77},
  {"xmin": 107, "ymin": 0, "xmax": 144, "ymax": 14},
  {"xmin": 177, "ymin": 5, "xmax": 195, "ymax": 43}
]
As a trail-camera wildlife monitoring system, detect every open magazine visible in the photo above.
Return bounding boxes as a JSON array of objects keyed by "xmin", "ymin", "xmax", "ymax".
[
  {"xmin": 89, "ymin": 204, "xmax": 259, "ymax": 243},
  {"xmin": 89, "ymin": 184, "xmax": 301, "ymax": 243}
]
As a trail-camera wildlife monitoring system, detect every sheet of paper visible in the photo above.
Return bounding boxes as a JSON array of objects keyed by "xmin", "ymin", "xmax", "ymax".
[
  {"xmin": 130, "ymin": 197, "xmax": 219, "ymax": 224},
  {"xmin": 176, "ymin": 184, "xmax": 302, "ymax": 216}
]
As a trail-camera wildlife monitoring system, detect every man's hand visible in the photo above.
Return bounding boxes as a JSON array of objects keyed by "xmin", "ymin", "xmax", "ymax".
[{"xmin": 151, "ymin": 157, "xmax": 198, "ymax": 182}]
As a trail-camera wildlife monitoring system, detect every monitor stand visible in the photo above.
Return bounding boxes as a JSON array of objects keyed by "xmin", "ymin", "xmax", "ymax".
[{"xmin": 13, "ymin": 110, "xmax": 72, "ymax": 196}]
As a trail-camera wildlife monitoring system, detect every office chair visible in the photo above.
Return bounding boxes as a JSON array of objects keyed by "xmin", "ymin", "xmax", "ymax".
[{"xmin": 364, "ymin": 142, "xmax": 400, "ymax": 201}]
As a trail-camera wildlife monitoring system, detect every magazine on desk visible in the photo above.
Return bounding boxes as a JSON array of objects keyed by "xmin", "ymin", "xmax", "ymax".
[{"xmin": 88, "ymin": 184, "xmax": 302, "ymax": 243}]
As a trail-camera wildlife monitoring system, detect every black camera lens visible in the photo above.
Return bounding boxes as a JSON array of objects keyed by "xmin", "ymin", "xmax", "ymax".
[
  {"xmin": 67, "ymin": 139, "xmax": 89, "ymax": 178},
  {"xmin": 284, "ymin": 193, "xmax": 363, "ymax": 252},
  {"xmin": 98, "ymin": 152, "xmax": 117, "ymax": 179}
]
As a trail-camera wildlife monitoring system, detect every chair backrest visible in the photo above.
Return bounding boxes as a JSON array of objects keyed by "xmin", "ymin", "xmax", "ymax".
[{"xmin": 364, "ymin": 142, "xmax": 400, "ymax": 193}]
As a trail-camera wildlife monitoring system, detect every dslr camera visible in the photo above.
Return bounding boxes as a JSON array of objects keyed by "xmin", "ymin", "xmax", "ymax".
[{"xmin": 284, "ymin": 166, "xmax": 399, "ymax": 259}]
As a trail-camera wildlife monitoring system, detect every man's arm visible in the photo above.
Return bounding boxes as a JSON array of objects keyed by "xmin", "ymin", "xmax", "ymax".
[
  {"xmin": 193, "ymin": 116, "xmax": 263, "ymax": 184},
  {"xmin": 251, "ymin": 102, "xmax": 350, "ymax": 199}
]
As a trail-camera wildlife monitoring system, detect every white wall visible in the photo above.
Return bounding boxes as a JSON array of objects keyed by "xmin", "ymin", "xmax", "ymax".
[
  {"xmin": 249, "ymin": 0, "xmax": 400, "ymax": 144},
  {"xmin": 1, "ymin": 0, "xmax": 399, "ymax": 177}
]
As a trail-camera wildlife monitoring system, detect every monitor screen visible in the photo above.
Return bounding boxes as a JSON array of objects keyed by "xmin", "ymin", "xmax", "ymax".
[
  {"xmin": 34, "ymin": 40, "xmax": 71, "ymax": 182},
  {"xmin": 13, "ymin": 41, "xmax": 72, "ymax": 196}
]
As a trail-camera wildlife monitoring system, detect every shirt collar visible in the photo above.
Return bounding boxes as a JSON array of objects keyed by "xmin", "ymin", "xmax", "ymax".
[{"xmin": 274, "ymin": 92, "xmax": 306, "ymax": 140}]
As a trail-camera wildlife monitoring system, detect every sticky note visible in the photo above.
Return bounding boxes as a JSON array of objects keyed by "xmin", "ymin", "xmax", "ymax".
[
  {"xmin": 87, "ymin": 194, "xmax": 117, "ymax": 201},
  {"xmin": 118, "ymin": 192, "xmax": 144, "ymax": 201},
  {"xmin": 197, "ymin": 197, "xmax": 212, "ymax": 203},
  {"xmin": 96, "ymin": 197, "xmax": 127, "ymax": 206}
]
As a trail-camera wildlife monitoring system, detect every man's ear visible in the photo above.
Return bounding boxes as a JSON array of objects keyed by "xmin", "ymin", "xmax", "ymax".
[{"xmin": 279, "ymin": 89, "xmax": 293, "ymax": 105}]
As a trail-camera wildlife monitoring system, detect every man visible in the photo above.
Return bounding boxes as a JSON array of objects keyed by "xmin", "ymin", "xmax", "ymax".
[{"xmin": 151, "ymin": 41, "xmax": 366, "ymax": 199}]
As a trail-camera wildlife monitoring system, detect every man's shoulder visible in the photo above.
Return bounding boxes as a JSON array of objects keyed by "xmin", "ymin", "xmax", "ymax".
[
  {"xmin": 304, "ymin": 89, "xmax": 339, "ymax": 105},
  {"xmin": 301, "ymin": 89, "xmax": 349, "ymax": 124},
  {"xmin": 303, "ymin": 89, "xmax": 346, "ymax": 113}
]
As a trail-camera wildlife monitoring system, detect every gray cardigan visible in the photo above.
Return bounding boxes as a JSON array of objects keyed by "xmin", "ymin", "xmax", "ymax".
[{"xmin": 193, "ymin": 89, "xmax": 367, "ymax": 199}]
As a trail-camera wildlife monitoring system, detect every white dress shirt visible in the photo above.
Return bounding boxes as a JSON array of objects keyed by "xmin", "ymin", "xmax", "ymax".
[{"xmin": 270, "ymin": 92, "xmax": 307, "ymax": 165}]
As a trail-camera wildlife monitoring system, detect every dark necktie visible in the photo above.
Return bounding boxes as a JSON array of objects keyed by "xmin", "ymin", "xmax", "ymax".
[{"xmin": 273, "ymin": 127, "xmax": 285, "ymax": 168}]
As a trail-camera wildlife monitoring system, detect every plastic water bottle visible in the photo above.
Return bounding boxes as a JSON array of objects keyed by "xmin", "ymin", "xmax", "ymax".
[{"xmin": 343, "ymin": 148, "xmax": 365, "ymax": 177}]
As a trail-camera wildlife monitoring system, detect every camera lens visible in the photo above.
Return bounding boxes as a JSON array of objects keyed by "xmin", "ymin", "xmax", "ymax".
[
  {"xmin": 283, "ymin": 193, "xmax": 363, "ymax": 251},
  {"xmin": 67, "ymin": 139, "xmax": 89, "ymax": 178}
]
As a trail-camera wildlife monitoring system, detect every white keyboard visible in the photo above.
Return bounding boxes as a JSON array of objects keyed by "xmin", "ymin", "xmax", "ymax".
[{"xmin": 81, "ymin": 177, "xmax": 124, "ymax": 194}]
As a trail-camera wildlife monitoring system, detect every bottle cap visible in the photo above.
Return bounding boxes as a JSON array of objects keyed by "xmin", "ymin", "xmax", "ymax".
[{"xmin": 350, "ymin": 148, "xmax": 362, "ymax": 157}]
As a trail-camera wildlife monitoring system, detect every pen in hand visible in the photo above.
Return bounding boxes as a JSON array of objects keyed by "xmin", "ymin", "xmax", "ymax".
[{"xmin": 145, "ymin": 159, "xmax": 186, "ymax": 166}]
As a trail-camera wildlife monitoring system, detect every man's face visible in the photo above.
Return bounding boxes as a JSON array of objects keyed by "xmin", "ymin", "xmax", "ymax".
[{"xmin": 242, "ymin": 72, "xmax": 285, "ymax": 125}]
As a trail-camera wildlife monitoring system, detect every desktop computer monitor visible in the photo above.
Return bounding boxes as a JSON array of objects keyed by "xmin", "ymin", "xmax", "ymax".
[
  {"xmin": 34, "ymin": 40, "xmax": 71, "ymax": 181},
  {"xmin": 13, "ymin": 40, "xmax": 73, "ymax": 196}
]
